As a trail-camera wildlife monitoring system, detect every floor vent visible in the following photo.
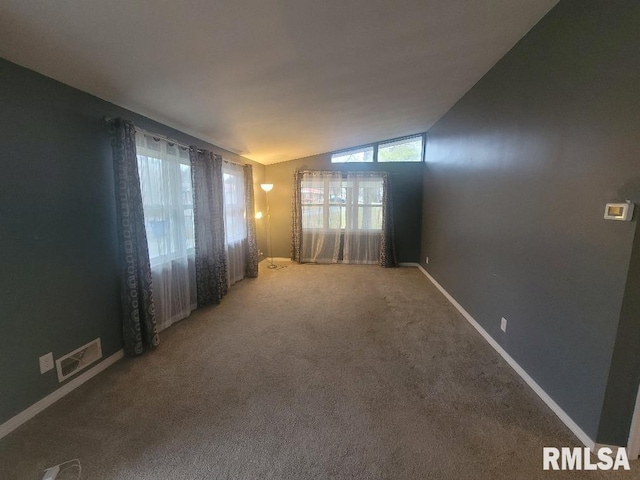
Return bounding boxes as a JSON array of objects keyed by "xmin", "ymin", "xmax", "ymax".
[{"xmin": 56, "ymin": 338, "xmax": 102, "ymax": 383}]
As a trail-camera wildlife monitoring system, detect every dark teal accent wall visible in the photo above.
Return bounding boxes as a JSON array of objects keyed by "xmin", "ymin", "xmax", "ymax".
[
  {"xmin": 420, "ymin": 0, "xmax": 640, "ymax": 442},
  {"xmin": 0, "ymin": 58, "xmax": 264, "ymax": 425}
]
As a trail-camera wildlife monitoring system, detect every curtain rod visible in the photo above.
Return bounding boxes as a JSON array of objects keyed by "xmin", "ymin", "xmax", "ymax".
[
  {"xmin": 222, "ymin": 158, "xmax": 247, "ymax": 168},
  {"xmin": 105, "ymin": 117, "xmax": 247, "ymax": 168},
  {"xmin": 135, "ymin": 126, "xmax": 246, "ymax": 167},
  {"xmin": 134, "ymin": 126, "xmax": 190, "ymax": 151},
  {"xmin": 296, "ymin": 170, "xmax": 396, "ymax": 176}
]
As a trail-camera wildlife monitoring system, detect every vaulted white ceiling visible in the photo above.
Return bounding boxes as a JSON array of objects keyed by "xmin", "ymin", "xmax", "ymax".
[{"xmin": 0, "ymin": 0, "xmax": 557, "ymax": 164}]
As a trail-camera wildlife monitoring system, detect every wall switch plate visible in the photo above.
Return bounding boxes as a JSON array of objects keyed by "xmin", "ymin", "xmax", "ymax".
[
  {"xmin": 39, "ymin": 352, "xmax": 54, "ymax": 374},
  {"xmin": 500, "ymin": 317, "xmax": 507, "ymax": 332}
]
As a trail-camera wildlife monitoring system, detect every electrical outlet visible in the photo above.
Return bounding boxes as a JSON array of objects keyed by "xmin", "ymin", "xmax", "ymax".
[
  {"xmin": 425, "ymin": 256, "xmax": 429, "ymax": 264},
  {"xmin": 500, "ymin": 317, "xmax": 507, "ymax": 332},
  {"xmin": 39, "ymin": 352, "xmax": 54, "ymax": 374}
]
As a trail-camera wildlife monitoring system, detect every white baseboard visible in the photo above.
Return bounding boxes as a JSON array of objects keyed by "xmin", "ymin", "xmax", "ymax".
[
  {"xmin": 404, "ymin": 263, "xmax": 596, "ymax": 449},
  {"xmin": 594, "ymin": 443, "xmax": 625, "ymax": 452},
  {"xmin": 0, "ymin": 349, "xmax": 124, "ymax": 440},
  {"xmin": 260, "ymin": 257, "xmax": 292, "ymax": 263},
  {"xmin": 627, "ymin": 384, "xmax": 640, "ymax": 459}
]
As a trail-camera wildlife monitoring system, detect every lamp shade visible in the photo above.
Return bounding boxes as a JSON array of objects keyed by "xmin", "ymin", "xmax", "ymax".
[{"xmin": 260, "ymin": 183, "xmax": 274, "ymax": 192}]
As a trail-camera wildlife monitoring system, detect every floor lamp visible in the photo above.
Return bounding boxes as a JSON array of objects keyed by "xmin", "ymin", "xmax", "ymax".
[{"xmin": 260, "ymin": 183, "xmax": 277, "ymax": 269}]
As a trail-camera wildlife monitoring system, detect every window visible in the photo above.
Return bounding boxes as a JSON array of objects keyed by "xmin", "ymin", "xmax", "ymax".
[
  {"xmin": 300, "ymin": 176, "xmax": 383, "ymax": 231},
  {"xmin": 330, "ymin": 134, "xmax": 425, "ymax": 163},
  {"xmin": 135, "ymin": 133, "xmax": 195, "ymax": 266},
  {"xmin": 331, "ymin": 145, "xmax": 374, "ymax": 163},
  {"xmin": 301, "ymin": 176, "xmax": 346, "ymax": 229},
  {"xmin": 378, "ymin": 135, "xmax": 423, "ymax": 162},
  {"xmin": 135, "ymin": 131, "xmax": 197, "ymax": 330},
  {"xmin": 222, "ymin": 161, "xmax": 248, "ymax": 286},
  {"xmin": 222, "ymin": 167, "xmax": 247, "ymax": 243},
  {"xmin": 348, "ymin": 178, "xmax": 383, "ymax": 230},
  {"xmin": 296, "ymin": 171, "xmax": 388, "ymax": 264}
]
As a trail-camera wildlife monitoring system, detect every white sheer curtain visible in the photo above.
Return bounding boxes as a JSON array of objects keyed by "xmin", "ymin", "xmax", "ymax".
[
  {"xmin": 343, "ymin": 172, "xmax": 384, "ymax": 264},
  {"xmin": 135, "ymin": 131, "xmax": 196, "ymax": 331},
  {"xmin": 300, "ymin": 171, "xmax": 343, "ymax": 263},
  {"xmin": 222, "ymin": 161, "xmax": 247, "ymax": 286}
]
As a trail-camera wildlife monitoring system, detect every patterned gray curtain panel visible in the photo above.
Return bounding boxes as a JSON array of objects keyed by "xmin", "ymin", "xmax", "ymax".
[
  {"xmin": 190, "ymin": 149, "xmax": 228, "ymax": 306},
  {"xmin": 243, "ymin": 165, "xmax": 259, "ymax": 277},
  {"xmin": 290, "ymin": 170, "xmax": 303, "ymax": 262},
  {"xmin": 110, "ymin": 119, "xmax": 159, "ymax": 355},
  {"xmin": 380, "ymin": 173, "xmax": 397, "ymax": 268}
]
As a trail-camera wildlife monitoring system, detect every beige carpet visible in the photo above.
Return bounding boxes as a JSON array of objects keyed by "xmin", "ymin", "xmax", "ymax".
[{"xmin": 1, "ymin": 263, "xmax": 636, "ymax": 479}]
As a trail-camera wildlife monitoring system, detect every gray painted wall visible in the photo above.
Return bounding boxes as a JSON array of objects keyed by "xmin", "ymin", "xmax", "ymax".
[
  {"xmin": 263, "ymin": 153, "xmax": 423, "ymax": 263},
  {"xmin": 598, "ymin": 218, "xmax": 640, "ymax": 445},
  {"xmin": 0, "ymin": 58, "xmax": 265, "ymax": 425},
  {"xmin": 420, "ymin": 0, "xmax": 640, "ymax": 441}
]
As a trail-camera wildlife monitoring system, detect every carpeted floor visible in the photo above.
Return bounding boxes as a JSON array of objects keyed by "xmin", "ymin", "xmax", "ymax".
[{"xmin": 1, "ymin": 263, "xmax": 636, "ymax": 479}]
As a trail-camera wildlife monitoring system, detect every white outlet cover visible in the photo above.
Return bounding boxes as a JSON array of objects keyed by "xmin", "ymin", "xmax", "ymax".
[
  {"xmin": 500, "ymin": 317, "xmax": 507, "ymax": 332},
  {"xmin": 39, "ymin": 352, "xmax": 54, "ymax": 374}
]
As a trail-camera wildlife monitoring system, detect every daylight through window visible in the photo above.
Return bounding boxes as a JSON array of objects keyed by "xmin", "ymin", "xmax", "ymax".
[
  {"xmin": 330, "ymin": 134, "xmax": 424, "ymax": 163},
  {"xmin": 136, "ymin": 133, "xmax": 195, "ymax": 266},
  {"xmin": 300, "ymin": 176, "xmax": 383, "ymax": 231}
]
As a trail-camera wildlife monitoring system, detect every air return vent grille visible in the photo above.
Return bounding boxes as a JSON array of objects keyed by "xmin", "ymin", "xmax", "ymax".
[{"xmin": 56, "ymin": 338, "xmax": 102, "ymax": 383}]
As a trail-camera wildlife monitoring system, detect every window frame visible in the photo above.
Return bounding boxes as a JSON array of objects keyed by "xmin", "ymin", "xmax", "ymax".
[
  {"xmin": 330, "ymin": 133, "xmax": 426, "ymax": 164},
  {"xmin": 222, "ymin": 168, "xmax": 248, "ymax": 244},
  {"xmin": 300, "ymin": 175, "xmax": 384, "ymax": 232},
  {"xmin": 301, "ymin": 177, "xmax": 346, "ymax": 231},
  {"xmin": 135, "ymin": 139, "xmax": 195, "ymax": 267}
]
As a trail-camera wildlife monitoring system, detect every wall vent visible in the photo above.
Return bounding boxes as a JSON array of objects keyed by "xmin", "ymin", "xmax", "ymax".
[{"xmin": 56, "ymin": 338, "xmax": 102, "ymax": 383}]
